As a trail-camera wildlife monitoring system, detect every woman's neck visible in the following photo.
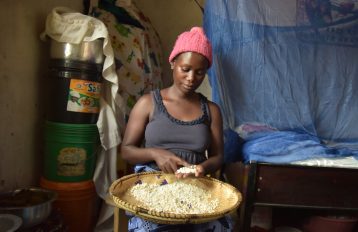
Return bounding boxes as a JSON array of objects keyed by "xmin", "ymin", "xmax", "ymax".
[{"xmin": 167, "ymin": 86, "xmax": 198, "ymax": 101}]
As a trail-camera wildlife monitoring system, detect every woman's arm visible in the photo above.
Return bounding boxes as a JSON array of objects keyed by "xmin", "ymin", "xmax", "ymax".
[
  {"xmin": 120, "ymin": 94, "xmax": 153, "ymax": 163},
  {"xmin": 196, "ymin": 101, "xmax": 224, "ymax": 176}
]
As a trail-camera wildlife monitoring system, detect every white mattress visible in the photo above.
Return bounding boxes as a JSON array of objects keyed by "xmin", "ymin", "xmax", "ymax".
[{"xmin": 291, "ymin": 156, "xmax": 358, "ymax": 169}]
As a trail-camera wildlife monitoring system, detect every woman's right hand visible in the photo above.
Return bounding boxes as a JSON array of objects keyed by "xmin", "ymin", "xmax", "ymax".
[{"xmin": 152, "ymin": 149, "xmax": 189, "ymax": 174}]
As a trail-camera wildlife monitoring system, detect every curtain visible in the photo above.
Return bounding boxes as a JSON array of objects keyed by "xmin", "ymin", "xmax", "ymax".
[{"xmin": 204, "ymin": 0, "xmax": 358, "ymax": 162}]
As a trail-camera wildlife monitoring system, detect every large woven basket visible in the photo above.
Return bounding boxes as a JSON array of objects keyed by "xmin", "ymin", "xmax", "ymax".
[{"xmin": 109, "ymin": 171, "xmax": 242, "ymax": 224}]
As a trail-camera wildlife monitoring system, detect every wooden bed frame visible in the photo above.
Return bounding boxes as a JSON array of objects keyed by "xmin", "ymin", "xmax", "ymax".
[{"xmin": 237, "ymin": 162, "xmax": 358, "ymax": 232}]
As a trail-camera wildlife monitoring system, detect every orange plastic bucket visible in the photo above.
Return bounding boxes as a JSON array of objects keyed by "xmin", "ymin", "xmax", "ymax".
[{"xmin": 40, "ymin": 177, "xmax": 98, "ymax": 232}]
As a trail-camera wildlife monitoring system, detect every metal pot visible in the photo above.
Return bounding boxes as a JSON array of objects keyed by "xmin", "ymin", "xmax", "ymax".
[
  {"xmin": 50, "ymin": 39, "xmax": 104, "ymax": 64},
  {"xmin": 0, "ymin": 188, "xmax": 57, "ymax": 228}
]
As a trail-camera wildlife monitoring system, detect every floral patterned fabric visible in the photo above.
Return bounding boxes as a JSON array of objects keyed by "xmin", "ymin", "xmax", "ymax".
[{"xmin": 92, "ymin": 0, "xmax": 163, "ymax": 121}]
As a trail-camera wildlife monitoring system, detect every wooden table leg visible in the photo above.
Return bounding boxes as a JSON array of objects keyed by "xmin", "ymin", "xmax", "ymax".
[
  {"xmin": 239, "ymin": 163, "xmax": 257, "ymax": 232},
  {"xmin": 113, "ymin": 207, "xmax": 119, "ymax": 232}
]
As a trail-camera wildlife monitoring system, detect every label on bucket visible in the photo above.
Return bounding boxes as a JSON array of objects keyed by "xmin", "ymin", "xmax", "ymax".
[
  {"xmin": 57, "ymin": 147, "xmax": 87, "ymax": 176},
  {"xmin": 67, "ymin": 79, "xmax": 101, "ymax": 113}
]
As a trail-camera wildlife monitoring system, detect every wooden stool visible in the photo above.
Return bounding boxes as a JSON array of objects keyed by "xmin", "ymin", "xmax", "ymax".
[{"xmin": 105, "ymin": 195, "xmax": 128, "ymax": 232}]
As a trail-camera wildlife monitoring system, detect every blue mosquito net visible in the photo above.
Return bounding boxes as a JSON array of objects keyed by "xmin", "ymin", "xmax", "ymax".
[{"xmin": 203, "ymin": 0, "xmax": 358, "ymax": 163}]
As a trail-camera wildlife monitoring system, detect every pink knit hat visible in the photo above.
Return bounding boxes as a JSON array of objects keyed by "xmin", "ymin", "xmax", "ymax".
[{"xmin": 169, "ymin": 27, "xmax": 212, "ymax": 67}]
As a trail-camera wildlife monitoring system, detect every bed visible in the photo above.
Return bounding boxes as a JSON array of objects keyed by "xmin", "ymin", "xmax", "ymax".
[
  {"xmin": 203, "ymin": 1, "xmax": 358, "ymax": 231},
  {"xmin": 222, "ymin": 127, "xmax": 358, "ymax": 231}
]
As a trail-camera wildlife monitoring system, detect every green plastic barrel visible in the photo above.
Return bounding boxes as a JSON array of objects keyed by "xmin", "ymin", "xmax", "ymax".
[{"xmin": 44, "ymin": 121, "xmax": 100, "ymax": 182}]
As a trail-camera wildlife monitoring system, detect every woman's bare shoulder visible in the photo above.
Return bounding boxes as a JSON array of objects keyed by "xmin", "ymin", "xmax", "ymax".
[
  {"xmin": 207, "ymin": 100, "xmax": 221, "ymax": 114},
  {"xmin": 130, "ymin": 92, "xmax": 153, "ymax": 115},
  {"xmin": 136, "ymin": 92, "xmax": 152, "ymax": 104}
]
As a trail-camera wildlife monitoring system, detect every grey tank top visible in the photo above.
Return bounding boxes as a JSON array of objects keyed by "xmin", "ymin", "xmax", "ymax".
[{"xmin": 144, "ymin": 89, "xmax": 211, "ymax": 168}]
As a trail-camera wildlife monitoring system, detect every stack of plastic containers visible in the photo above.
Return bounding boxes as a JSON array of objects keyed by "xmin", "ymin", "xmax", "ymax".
[{"xmin": 40, "ymin": 39, "xmax": 103, "ymax": 232}]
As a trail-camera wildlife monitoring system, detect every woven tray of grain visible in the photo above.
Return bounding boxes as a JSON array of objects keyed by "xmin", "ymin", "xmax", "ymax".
[{"xmin": 109, "ymin": 171, "xmax": 242, "ymax": 224}]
